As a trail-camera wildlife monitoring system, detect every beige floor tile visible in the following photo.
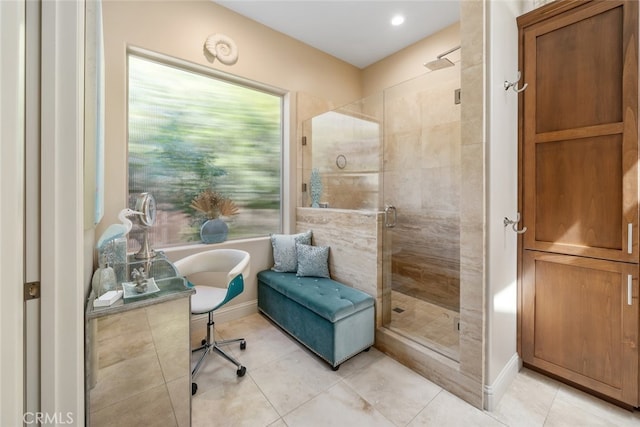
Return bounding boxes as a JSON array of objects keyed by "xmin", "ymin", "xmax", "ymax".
[
  {"xmin": 189, "ymin": 313, "xmax": 640, "ymax": 427},
  {"xmin": 389, "ymin": 290, "xmax": 460, "ymax": 358},
  {"xmin": 332, "ymin": 346, "xmax": 386, "ymax": 378},
  {"xmin": 90, "ymin": 383, "xmax": 177, "ymax": 427},
  {"xmin": 190, "ymin": 346, "xmax": 245, "ymax": 396},
  {"xmin": 215, "ymin": 312, "xmax": 274, "ymax": 341},
  {"xmin": 544, "ymin": 385, "xmax": 640, "ymax": 427},
  {"xmin": 166, "ymin": 376, "xmax": 191, "ymax": 427},
  {"xmin": 249, "ymin": 347, "xmax": 342, "ymax": 416},
  {"xmin": 191, "ymin": 364, "xmax": 279, "ymax": 427},
  {"xmin": 344, "ymin": 355, "xmax": 441, "ymax": 426},
  {"xmin": 490, "ymin": 369, "xmax": 558, "ymax": 427},
  {"xmin": 283, "ymin": 381, "xmax": 395, "ymax": 427},
  {"xmin": 220, "ymin": 322, "xmax": 302, "ymax": 371},
  {"xmin": 409, "ymin": 390, "xmax": 506, "ymax": 427}
]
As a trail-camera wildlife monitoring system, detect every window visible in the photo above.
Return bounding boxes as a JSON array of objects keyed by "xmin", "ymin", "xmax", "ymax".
[{"xmin": 128, "ymin": 52, "xmax": 282, "ymax": 248}]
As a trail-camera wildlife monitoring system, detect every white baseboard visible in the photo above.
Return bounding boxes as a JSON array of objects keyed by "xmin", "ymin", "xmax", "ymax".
[
  {"xmin": 191, "ymin": 299, "xmax": 259, "ymax": 325},
  {"xmin": 483, "ymin": 353, "xmax": 521, "ymax": 411}
]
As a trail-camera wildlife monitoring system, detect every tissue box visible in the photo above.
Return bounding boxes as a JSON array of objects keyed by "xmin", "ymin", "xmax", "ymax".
[{"xmin": 93, "ymin": 290, "xmax": 123, "ymax": 307}]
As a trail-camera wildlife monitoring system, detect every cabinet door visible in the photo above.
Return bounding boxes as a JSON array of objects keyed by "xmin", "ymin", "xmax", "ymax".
[
  {"xmin": 521, "ymin": 0, "xmax": 638, "ymax": 263},
  {"xmin": 522, "ymin": 251, "xmax": 638, "ymax": 405}
]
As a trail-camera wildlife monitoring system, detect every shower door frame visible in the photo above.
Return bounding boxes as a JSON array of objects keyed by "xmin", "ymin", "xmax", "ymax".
[{"xmin": 379, "ymin": 66, "xmax": 462, "ymax": 362}]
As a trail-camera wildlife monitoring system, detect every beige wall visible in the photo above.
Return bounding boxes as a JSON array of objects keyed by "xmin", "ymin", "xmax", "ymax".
[
  {"xmin": 99, "ymin": 0, "xmax": 463, "ymax": 310},
  {"xmin": 100, "ymin": 0, "xmax": 362, "ymax": 240},
  {"xmin": 485, "ymin": 0, "xmax": 526, "ymax": 410},
  {"xmin": 100, "ymin": 1, "xmax": 461, "ymax": 244},
  {"xmin": 99, "ymin": 0, "xmax": 365, "ymax": 302},
  {"xmin": 363, "ymin": 22, "xmax": 460, "ymax": 97},
  {"xmin": 99, "ymin": 0, "xmax": 497, "ymax": 410}
]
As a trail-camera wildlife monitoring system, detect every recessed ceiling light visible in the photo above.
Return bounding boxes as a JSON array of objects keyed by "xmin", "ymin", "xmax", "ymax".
[{"xmin": 391, "ymin": 15, "xmax": 405, "ymax": 26}]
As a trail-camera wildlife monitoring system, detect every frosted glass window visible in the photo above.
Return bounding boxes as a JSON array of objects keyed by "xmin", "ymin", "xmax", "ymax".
[{"xmin": 128, "ymin": 54, "xmax": 282, "ymax": 248}]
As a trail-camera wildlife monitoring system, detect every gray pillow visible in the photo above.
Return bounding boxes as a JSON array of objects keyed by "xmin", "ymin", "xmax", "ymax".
[
  {"xmin": 296, "ymin": 243, "xmax": 330, "ymax": 278},
  {"xmin": 270, "ymin": 230, "xmax": 312, "ymax": 272}
]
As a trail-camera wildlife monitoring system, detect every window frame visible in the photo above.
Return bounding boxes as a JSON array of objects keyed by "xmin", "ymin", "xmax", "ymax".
[{"xmin": 126, "ymin": 46, "xmax": 290, "ymax": 246}]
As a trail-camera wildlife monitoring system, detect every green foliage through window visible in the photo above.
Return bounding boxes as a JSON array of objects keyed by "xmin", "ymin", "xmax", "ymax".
[{"xmin": 128, "ymin": 54, "xmax": 282, "ymax": 248}]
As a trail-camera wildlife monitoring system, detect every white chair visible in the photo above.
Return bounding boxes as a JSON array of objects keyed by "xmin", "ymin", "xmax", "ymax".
[{"xmin": 174, "ymin": 249, "xmax": 251, "ymax": 395}]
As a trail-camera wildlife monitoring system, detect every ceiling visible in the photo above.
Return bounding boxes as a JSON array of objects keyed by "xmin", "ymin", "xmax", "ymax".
[{"xmin": 214, "ymin": 1, "xmax": 460, "ymax": 69}]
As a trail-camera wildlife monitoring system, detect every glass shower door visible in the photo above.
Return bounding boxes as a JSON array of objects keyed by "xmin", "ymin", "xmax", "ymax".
[
  {"xmin": 300, "ymin": 94, "xmax": 383, "ymax": 211},
  {"xmin": 381, "ymin": 65, "xmax": 461, "ymax": 361}
]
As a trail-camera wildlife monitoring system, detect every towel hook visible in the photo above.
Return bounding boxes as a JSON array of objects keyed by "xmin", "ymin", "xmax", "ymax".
[
  {"xmin": 504, "ymin": 71, "xmax": 528, "ymax": 93},
  {"xmin": 504, "ymin": 212, "xmax": 527, "ymax": 234}
]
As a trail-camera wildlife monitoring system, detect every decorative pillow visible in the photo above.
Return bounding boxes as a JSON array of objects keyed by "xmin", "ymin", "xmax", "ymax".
[
  {"xmin": 296, "ymin": 243, "xmax": 330, "ymax": 278},
  {"xmin": 270, "ymin": 230, "xmax": 312, "ymax": 272}
]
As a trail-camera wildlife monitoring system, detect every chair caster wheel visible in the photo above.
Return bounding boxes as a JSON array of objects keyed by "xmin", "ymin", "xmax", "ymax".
[
  {"xmin": 237, "ymin": 366, "xmax": 246, "ymax": 377},
  {"xmin": 192, "ymin": 383, "xmax": 198, "ymax": 395},
  {"xmin": 201, "ymin": 339, "xmax": 207, "ymax": 346},
  {"xmin": 332, "ymin": 365, "xmax": 340, "ymax": 371},
  {"xmin": 240, "ymin": 340, "xmax": 246, "ymax": 350}
]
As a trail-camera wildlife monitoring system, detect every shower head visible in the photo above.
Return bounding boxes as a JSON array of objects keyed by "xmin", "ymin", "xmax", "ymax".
[
  {"xmin": 424, "ymin": 57, "xmax": 455, "ymax": 71},
  {"xmin": 424, "ymin": 45, "xmax": 460, "ymax": 71}
]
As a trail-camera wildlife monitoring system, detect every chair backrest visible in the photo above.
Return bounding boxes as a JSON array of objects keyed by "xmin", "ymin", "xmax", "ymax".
[{"xmin": 174, "ymin": 249, "xmax": 251, "ymax": 284}]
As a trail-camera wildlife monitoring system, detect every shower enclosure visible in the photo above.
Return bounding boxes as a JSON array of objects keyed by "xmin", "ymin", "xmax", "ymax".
[{"xmin": 301, "ymin": 60, "xmax": 461, "ymax": 360}]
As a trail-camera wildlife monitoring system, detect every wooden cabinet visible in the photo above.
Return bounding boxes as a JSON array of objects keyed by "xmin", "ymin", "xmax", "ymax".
[
  {"xmin": 522, "ymin": 252, "xmax": 638, "ymax": 404},
  {"xmin": 517, "ymin": 0, "xmax": 639, "ymax": 407}
]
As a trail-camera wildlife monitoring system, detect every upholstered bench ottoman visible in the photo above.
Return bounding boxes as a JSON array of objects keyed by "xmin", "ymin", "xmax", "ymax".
[{"xmin": 257, "ymin": 270, "xmax": 375, "ymax": 369}]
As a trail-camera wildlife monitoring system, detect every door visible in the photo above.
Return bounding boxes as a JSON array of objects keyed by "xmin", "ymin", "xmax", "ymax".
[
  {"xmin": 522, "ymin": 0, "xmax": 638, "ymax": 262},
  {"xmin": 1, "ymin": 1, "xmax": 86, "ymax": 423},
  {"xmin": 522, "ymin": 252, "xmax": 638, "ymax": 404},
  {"xmin": 518, "ymin": 0, "xmax": 639, "ymax": 406},
  {"xmin": 0, "ymin": 0, "xmax": 27, "ymax": 424},
  {"xmin": 25, "ymin": 0, "xmax": 42, "ymax": 417},
  {"xmin": 381, "ymin": 58, "xmax": 462, "ymax": 360}
]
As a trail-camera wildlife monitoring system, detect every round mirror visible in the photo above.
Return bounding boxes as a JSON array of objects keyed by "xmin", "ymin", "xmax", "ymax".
[{"xmin": 135, "ymin": 192, "xmax": 156, "ymax": 227}]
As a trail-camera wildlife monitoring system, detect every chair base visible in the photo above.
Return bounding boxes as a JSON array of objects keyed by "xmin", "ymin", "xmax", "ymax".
[{"xmin": 191, "ymin": 311, "xmax": 246, "ymax": 395}]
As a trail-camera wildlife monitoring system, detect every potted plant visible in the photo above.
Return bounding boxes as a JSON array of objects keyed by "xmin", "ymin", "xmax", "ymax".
[{"xmin": 190, "ymin": 189, "xmax": 239, "ymax": 243}]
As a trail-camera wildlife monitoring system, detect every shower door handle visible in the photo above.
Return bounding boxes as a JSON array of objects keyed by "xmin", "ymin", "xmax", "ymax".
[{"xmin": 385, "ymin": 205, "xmax": 397, "ymax": 228}]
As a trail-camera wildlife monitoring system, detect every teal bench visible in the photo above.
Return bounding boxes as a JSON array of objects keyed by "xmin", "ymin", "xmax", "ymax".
[{"xmin": 257, "ymin": 270, "xmax": 375, "ymax": 369}]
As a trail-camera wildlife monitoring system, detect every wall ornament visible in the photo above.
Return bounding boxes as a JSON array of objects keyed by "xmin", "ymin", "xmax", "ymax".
[{"xmin": 204, "ymin": 33, "xmax": 239, "ymax": 65}]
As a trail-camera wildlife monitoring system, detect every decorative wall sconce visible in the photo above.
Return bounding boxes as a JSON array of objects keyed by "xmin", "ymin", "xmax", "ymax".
[{"xmin": 204, "ymin": 33, "xmax": 239, "ymax": 65}]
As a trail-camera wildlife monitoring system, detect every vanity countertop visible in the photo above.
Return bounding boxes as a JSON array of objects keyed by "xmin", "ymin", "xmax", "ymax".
[{"xmin": 86, "ymin": 251, "xmax": 194, "ymax": 319}]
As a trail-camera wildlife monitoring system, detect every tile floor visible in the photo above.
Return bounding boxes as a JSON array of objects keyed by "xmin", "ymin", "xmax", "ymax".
[
  {"xmin": 191, "ymin": 313, "xmax": 640, "ymax": 427},
  {"xmin": 389, "ymin": 290, "xmax": 460, "ymax": 360}
]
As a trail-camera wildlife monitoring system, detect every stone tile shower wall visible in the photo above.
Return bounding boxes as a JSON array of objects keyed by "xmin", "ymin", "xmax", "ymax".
[
  {"xmin": 383, "ymin": 68, "xmax": 461, "ymax": 312},
  {"xmin": 299, "ymin": 67, "xmax": 461, "ymax": 312},
  {"xmin": 296, "ymin": 207, "xmax": 384, "ymax": 327}
]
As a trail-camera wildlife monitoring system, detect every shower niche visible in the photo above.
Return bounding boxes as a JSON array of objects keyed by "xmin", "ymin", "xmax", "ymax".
[{"xmin": 300, "ymin": 62, "xmax": 462, "ymax": 360}]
